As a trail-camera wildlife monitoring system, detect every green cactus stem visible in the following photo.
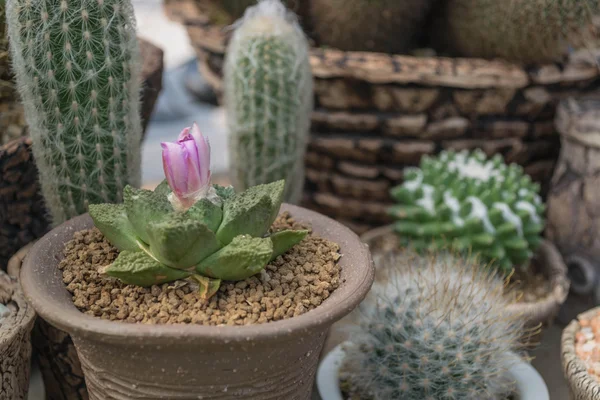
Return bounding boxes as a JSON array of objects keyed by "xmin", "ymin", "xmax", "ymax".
[
  {"xmin": 224, "ymin": 0, "xmax": 313, "ymax": 204},
  {"xmin": 389, "ymin": 150, "xmax": 544, "ymax": 274},
  {"xmin": 6, "ymin": 0, "xmax": 143, "ymax": 224},
  {"xmin": 89, "ymin": 180, "xmax": 308, "ymax": 298},
  {"xmin": 436, "ymin": 0, "xmax": 599, "ymax": 63},
  {"xmin": 344, "ymin": 251, "xmax": 526, "ymax": 400}
]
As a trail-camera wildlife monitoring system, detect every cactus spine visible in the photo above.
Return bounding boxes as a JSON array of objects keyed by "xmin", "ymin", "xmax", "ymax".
[
  {"xmin": 309, "ymin": 0, "xmax": 435, "ymax": 54},
  {"xmin": 6, "ymin": 0, "xmax": 143, "ymax": 224},
  {"xmin": 437, "ymin": 0, "xmax": 599, "ymax": 63},
  {"xmin": 224, "ymin": 0, "xmax": 313, "ymax": 204},
  {"xmin": 344, "ymin": 251, "xmax": 526, "ymax": 400}
]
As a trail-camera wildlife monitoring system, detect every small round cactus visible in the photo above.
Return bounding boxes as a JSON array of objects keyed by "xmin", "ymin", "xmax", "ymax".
[
  {"xmin": 343, "ymin": 251, "xmax": 526, "ymax": 400},
  {"xmin": 389, "ymin": 149, "xmax": 544, "ymax": 274}
]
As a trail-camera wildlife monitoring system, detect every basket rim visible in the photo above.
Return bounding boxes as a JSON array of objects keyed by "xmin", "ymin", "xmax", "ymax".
[
  {"xmin": 165, "ymin": 0, "xmax": 600, "ymax": 90},
  {"xmin": 359, "ymin": 225, "xmax": 569, "ymax": 325},
  {"xmin": 561, "ymin": 307, "xmax": 600, "ymax": 397}
]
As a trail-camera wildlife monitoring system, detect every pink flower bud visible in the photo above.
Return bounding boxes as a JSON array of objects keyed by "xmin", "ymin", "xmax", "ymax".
[{"xmin": 161, "ymin": 123, "xmax": 212, "ymax": 210}]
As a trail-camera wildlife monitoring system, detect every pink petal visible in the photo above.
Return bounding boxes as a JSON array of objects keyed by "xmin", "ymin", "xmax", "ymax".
[
  {"xmin": 190, "ymin": 122, "xmax": 211, "ymax": 183},
  {"xmin": 182, "ymin": 138, "xmax": 202, "ymax": 193},
  {"xmin": 178, "ymin": 127, "xmax": 191, "ymax": 141},
  {"xmin": 161, "ymin": 142, "xmax": 189, "ymax": 197}
]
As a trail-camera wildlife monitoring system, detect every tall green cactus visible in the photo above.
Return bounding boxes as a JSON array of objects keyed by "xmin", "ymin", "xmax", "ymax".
[
  {"xmin": 224, "ymin": 0, "xmax": 313, "ymax": 204},
  {"xmin": 6, "ymin": 0, "xmax": 142, "ymax": 224},
  {"xmin": 436, "ymin": 0, "xmax": 599, "ymax": 63}
]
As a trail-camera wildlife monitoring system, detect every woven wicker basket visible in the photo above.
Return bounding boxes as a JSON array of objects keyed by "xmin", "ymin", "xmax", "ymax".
[
  {"xmin": 0, "ymin": 39, "xmax": 164, "ymax": 270},
  {"xmin": 562, "ymin": 307, "xmax": 600, "ymax": 400},
  {"xmin": 166, "ymin": 0, "xmax": 600, "ymax": 233}
]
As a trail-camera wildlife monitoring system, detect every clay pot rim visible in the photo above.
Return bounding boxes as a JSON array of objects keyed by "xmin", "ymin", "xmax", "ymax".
[
  {"xmin": 0, "ymin": 271, "xmax": 36, "ymax": 344},
  {"xmin": 360, "ymin": 225, "xmax": 569, "ymax": 325},
  {"xmin": 20, "ymin": 204, "xmax": 374, "ymax": 345},
  {"xmin": 561, "ymin": 307, "xmax": 600, "ymax": 396}
]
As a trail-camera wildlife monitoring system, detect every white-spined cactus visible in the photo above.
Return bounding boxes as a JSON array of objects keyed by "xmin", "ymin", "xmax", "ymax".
[
  {"xmin": 344, "ymin": 251, "xmax": 525, "ymax": 400},
  {"xmin": 6, "ymin": 0, "xmax": 143, "ymax": 224},
  {"xmin": 224, "ymin": 0, "xmax": 313, "ymax": 204},
  {"xmin": 389, "ymin": 149, "xmax": 544, "ymax": 274},
  {"xmin": 89, "ymin": 123, "xmax": 307, "ymax": 299}
]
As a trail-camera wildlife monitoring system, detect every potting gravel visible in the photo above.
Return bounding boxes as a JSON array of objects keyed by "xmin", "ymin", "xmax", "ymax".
[
  {"xmin": 60, "ymin": 212, "xmax": 342, "ymax": 326},
  {"xmin": 575, "ymin": 310, "xmax": 600, "ymax": 381}
]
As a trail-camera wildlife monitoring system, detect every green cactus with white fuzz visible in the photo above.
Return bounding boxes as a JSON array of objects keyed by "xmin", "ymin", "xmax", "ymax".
[
  {"xmin": 436, "ymin": 0, "xmax": 599, "ymax": 63},
  {"xmin": 343, "ymin": 251, "xmax": 525, "ymax": 400},
  {"xmin": 6, "ymin": 0, "xmax": 143, "ymax": 224},
  {"xmin": 89, "ymin": 180, "xmax": 307, "ymax": 298},
  {"xmin": 389, "ymin": 150, "xmax": 544, "ymax": 274},
  {"xmin": 224, "ymin": 0, "xmax": 313, "ymax": 204}
]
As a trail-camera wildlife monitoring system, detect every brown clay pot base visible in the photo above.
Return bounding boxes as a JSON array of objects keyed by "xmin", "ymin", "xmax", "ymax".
[
  {"xmin": 20, "ymin": 204, "xmax": 375, "ymax": 399},
  {"xmin": 60, "ymin": 212, "xmax": 342, "ymax": 326}
]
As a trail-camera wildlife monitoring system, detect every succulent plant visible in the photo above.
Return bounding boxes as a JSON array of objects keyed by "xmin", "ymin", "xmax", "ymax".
[
  {"xmin": 435, "ymin": 0, "xmax": 599, "ymax": 63},
  {"xmin": 309, "ymin": 0, "xmax": 435, "ymax": 54},
  {"xmin": 224, "ymin": 0, "xmax": 313, "ymax": 204},
  {"xmin": 89, "ymin": 124, "xmax": 307, "ymax": 298},
  {"xmin": 6, "ymin": 0, "xmax": 143, "ymax": 224},
  {"xmin": 344, "ymin": 251, "xmax": 525, "ymax": 400},
  {"xmin": 389, "ymin": 149, "xmax": 544, "ymax": 274}
]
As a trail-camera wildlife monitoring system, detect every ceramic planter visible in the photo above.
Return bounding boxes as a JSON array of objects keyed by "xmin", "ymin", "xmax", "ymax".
[
  {"xmin": 562, "ymin": 307, "xmax": 600, "ymax": 399},
  {"xmin": 0, "ymin": 269, "xmax": 36, "ymax": 399},
  {"xmin": 20, "ymin": 204, "xmax": 374, "ymax": 400},
  {"xmin": 317, "ymin": 343, "xmax": 550, "ymax": 400}
]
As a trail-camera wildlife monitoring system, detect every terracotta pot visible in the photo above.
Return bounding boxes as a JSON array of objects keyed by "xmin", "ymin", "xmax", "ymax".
[
  {"xmin": 165, "ymin": 0, "xmax": 600, "ymax": 233},
  {"xmin": 316, "ymin": 344, "xmax": 550, "ymax": 400},
  {"xmin": 20, "ymin": 204, "xmax": 374, "ymax": 400},
  {"xmin": 0, "ymin": 269, "xmax": 36, "ymax": 399},
  {"xmin": 8, "ymin": 244, "xmax": 88, "ymax": 400},
  {"xmin": 562, "ymin": 307, "xmax": 600, "ymax": 399}
]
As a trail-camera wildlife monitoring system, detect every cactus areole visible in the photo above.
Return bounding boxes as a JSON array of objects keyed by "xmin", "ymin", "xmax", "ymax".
[
  {"xmin": 89, "ymin": 123, "xmax": 307, "ymax": 299},
  {"xmin": 389, "ymin": 150, "xmax": 545, "ymax": 274}
]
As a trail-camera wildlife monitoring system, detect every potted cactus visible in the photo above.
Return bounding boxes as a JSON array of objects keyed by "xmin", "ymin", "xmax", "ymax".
[
  {"xmin": 373, "ymin": 149, "xmax": 569, "ymax": 328},
  {"xmin": 316, "ymin": 251, "xmax": 550, "ymax": 400},
  {"xmin": 19, "ymin": 122, "xmax": 374, "ymax": 399},
  {"xmin": 0, "ymin": 269, "xmax": 36, "ymax": 400}
]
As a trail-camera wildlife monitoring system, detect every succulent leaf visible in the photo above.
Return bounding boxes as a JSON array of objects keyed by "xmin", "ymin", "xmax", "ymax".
[
  {"xmin": 269, "ymin": 230, "xmax": 308, "ymax": 261},
  {"xmin": 196, "ymin": 235, "xmax": 273, "ymax": 281},
  {"xmin": 185, "ymin": 198, "xmax": 223, "ymax": 233},
  {"xmin": 214, "ymin": 184, "xmax": 236, "ymax": 201},
  {"xmin": 124, "ymin": 185, "xmax": 173, "ymax": 243},
  {"xmin": 154, "ymin": 179, "xmax": 171, "ymax": 197},
  {"xmin": 216, "ymin": 181, "xmax": 284, "ymax": 245},
  {"xmin": 88, "ymin": 204, "xmax": 139, "ymax": 252},
  {"xmin": 146, "ymin": 213, "xmax": 222, "ymax": 270},
  {"xmin": 193, "ymin": 275, "xmax": 222, "ymax": 300},
  {"xmin": 103, "ymin": 251, "xmax": 190, "ymax": 287}
]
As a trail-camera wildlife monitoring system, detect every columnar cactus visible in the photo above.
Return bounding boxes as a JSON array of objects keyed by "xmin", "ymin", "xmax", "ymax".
[
  {"xmin": 224, "ymin": 0, "xmax": 313, "ymax": 204},
  {"xmin": 309, "ymin": 0, "xmax": 435, "ymax": 54},
  {"xmin": 389, "ymin": 150, "xmax": 544, "ymax": 274},
  {"xmin": 437, "ymin": 0, "xmax": 599, "ymax": 63},
  {"xmin": 344, "ymin": 251, "xmax": 525, "ymax": 400},
  {"xmin": 6, "ymin": 0, "xmax": 143, "ymax": 224},
  {"xmin": 89, "ymin": 123, "xmax": 307, "ymax": 298}
]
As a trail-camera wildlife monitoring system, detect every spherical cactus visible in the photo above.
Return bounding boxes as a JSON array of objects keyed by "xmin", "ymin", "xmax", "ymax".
[
  {"xmin": 309, "ymin": 0, "xmax": 435, "ymax": 54},
  {"xmin": 224, "ymin": 0, "xmax": 313, "ymax": 204},
  {"xmin": 6, "ymin": 0, "xmax": 143, "ymax": 224},
  {"xmin": 389, "ymin": 149, "xmax": 544, "ymax": 274},
  {"xmin": 343, "ymin": 251, "xmax": 526, "ymax": 400},
  {"xmin": 435, "ymin": 0, "xmax": 598, "ymax": 63}
]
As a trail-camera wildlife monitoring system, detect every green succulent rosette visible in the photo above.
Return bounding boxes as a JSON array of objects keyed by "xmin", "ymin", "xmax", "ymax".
[{"xmin": 89, "ymin": 180, "xmax": 307, "ymax": 298}]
